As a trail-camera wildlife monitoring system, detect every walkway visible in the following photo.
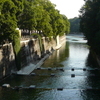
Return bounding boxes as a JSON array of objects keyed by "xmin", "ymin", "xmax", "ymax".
[{"xmin": 17, "ymin": 54, "xmax": 50, "ymax": 75}]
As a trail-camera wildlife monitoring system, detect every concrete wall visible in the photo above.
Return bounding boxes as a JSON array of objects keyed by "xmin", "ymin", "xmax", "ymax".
[{"xmin": 0, "ymin": 35, "xmax": 66, "ymax": 79}]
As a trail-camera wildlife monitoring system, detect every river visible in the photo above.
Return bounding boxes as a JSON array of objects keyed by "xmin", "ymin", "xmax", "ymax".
[{"xmin": 0, "ymin": 35, "xmax": 100, "ymax": 100}]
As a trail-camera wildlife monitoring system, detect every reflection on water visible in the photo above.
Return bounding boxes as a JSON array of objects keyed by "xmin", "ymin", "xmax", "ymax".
[
  {"xmin": 42, "ymin": 42, "xmax": 69, "ymax": 68},
  {"xmin": 0, "ymin": 40, "xmax": 100, "ymax": 100}
]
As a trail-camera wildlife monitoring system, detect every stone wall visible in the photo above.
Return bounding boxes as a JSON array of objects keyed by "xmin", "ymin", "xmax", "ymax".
[
  {"xmin": 20, "ymin": 36, "xmax": 57, "ymax": 68},
  {"xmin": 0, "ymin": 35, "xmax": 66, "ymax": 79},
  {"xmin": 0, "ymin": 43, "xmax": 15, "ymax": 79}
]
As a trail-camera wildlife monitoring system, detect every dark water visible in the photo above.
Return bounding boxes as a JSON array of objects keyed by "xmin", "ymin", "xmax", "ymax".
[{"xmin": 0, "ymin": 40, "xmax": 100, "ymax": 100}]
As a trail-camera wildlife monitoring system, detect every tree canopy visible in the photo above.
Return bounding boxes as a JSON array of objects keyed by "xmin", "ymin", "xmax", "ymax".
[
  {"xmin": 80, "ymin": 0, "xmax": 100, "ymax": 54},
  {"xmin": 69, "ymin": 17, "xmax": 80, "ymax": 34},
  {"xmin": 0, "ymin": 0, "xmax": 70, "ymax": 41},
  {"xmin": 0, "ymin": 0, "xmax": 17, "ymax": 40}
]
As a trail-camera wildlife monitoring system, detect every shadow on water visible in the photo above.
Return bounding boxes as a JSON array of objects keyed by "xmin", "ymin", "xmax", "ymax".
[
  {"xmin": 80, "ymin": 50, "xmax": 100, "ymax": 100},
  {"xmin": 85, "ymin": 50, "xmax": 100, "ymax": 68}
]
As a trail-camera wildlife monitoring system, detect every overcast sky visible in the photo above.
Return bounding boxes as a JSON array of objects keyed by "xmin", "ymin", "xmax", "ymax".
[{"xmin": 49, "ymin": 0, "xmax": 85, "ymax": 19}]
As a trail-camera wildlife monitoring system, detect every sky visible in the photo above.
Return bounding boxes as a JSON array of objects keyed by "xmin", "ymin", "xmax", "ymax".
[{"xmin": 49, "ymin": 0, "xmax": 85, "ymax": 19}]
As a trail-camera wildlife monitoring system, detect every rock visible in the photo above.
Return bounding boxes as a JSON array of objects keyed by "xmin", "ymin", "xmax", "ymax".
[
  {"xmin": 51, "ymin": 73, "xmax": 55, "ymax": 76},
  {"xmin": 29, "ymin": 85, "xmax": 36, "ymax": 89},
  {"xmin": 71, "ymin": 68, "xmax": 74, "ymax": 71},
  {"xmin": 48, "ymin": 68, "xmax": 52, "ymax": 70},
  {"xmin": 2, "ymin": 84, "xmax": 10, "ymax": 88},
  {"xmin": 71, "ymin": 74, "xmax": 75, "ymax": 77},
  {"xmin": 59, "ymin": 68, "xmax": 64, "ymax": 72},
  {"xmin": 14, "ymin": 86, "xmax": 22, "ymax": 91},
  {"xmin": 83, "ymin": 68, "xmax": 86, "ymax": 71},
  {"xmin": 30, "ymin": 73, "xmax": 36, "ymax": 76},
  {"xmin": 57, "ymin": 88, "xmax": 63, "ymax": 91},
  {"xmin": 37, "ymin": 68, "xmax": 41, "ymax": 70}
]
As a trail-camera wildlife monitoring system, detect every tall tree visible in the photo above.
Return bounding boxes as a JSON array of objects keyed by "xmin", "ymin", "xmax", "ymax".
[
  {"xmin": 69, "ymin": 17, "xmax": 80, "ymax": 33},
  {"xmin": 80, "ymin": 0, "xmax": 100, "ymax": 54},
  {"xmin": 0, "ymin": 0, "xmax": 17, "ymax": 41},
  {"xmin": 62, "ymin": 14, "xmax": 70, "ymax": 35}
]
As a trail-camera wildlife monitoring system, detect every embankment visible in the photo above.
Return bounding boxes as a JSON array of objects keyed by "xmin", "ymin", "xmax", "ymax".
[{"xmin": 0, "ymin": 35, "xmax": 66, "ymax": 79}]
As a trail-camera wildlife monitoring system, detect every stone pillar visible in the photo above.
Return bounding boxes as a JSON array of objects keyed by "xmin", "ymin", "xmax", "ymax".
[
  {"xmin": 56, "ymin": 35, "xmax": 61, "ymax": 49},
  {"xmin": 18, "ymin": 30, "xmax": 21, "ymax": 37},
  {"xmin": 56, "ymin": 35, "xmax": 60, "ymax": 46},
  {"xmin": 57, "ymin": 49, "xmax": 60, "ymax": 61},
  {"xmin": 42, "ymin": 37, "xmax": 46, "ymax": 53}
]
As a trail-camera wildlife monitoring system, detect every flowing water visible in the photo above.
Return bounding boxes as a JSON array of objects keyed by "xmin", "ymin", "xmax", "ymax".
[{"xmin": 0, "ymin": 36, "xmax": 100, "ymax": 100}]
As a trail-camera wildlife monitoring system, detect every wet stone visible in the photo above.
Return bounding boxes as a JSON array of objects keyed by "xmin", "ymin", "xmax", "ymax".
[
  {"xmin": 51, "ymin": 73, "xmax": 55, "ymax": 76},
  {"xmin": 71, "ymin": 74, "xmax": 75, "ymax": 77},
  {"xmin": 57, "ymin": 88, "xmax": 63, "ymax": 91},
  {"xmin": 71, "ymin": 68, "xmax": 74, "ymax": 71},
  {"xmin": 83, "ymin": 68, "xmax": 86, "ymax": 71},
  {"xmin": 2, "ymin": 84, "xmax": 10, "ymax": 88},
  {"xmin": 48, "ymin": 68, "xmax": 52, "ymax": 70},
  {"xmin": 59, "ymin": 68, "xmax": 64, "ymax": 72},
  {"xmin": 30, "ymin": 73, "xmax": 36, "ymax": 76},
  {"xmin": 37, "ymin": 68, "xmax": 41, "ymax": 70},
  {"xmin": 29, "ymin": 85, "xmax": 36, "ymax": 89},
  {"xmin": 13, "ymin": 86, "xmax": 22, "ymax": 91}
]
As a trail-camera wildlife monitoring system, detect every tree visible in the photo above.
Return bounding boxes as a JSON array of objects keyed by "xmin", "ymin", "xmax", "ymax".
[
  {"xmin": 0, "ymin": 0, "xmax": 22, "ymax": 70},
  {"xmin": 11, "ymin": 0, "xmax": 24, "ymax": 18},
  {"xmin": 62, "ymin": 14, "xmax": 70, "ymax": 35},
  {"xmin": 69, "ymin": 17, "xmax": 80, "ymax": 33},
  {"xmin": 80, "ymin": 0, "xmax": 100, "ymax": 54},
  {"xmin": 19, "ymin": 0, "xmax": 70, "ymax": 37},
  {"xmin": 0, "ymin": 0, "xmax": 17, "ymax": 41},
  {"xmin": 18, "ymin": 0, "xmax": 37, "ymax": 32},
  {"xmin": 37, "ymin": 0, "xmax": 53, "ymax": 37}
]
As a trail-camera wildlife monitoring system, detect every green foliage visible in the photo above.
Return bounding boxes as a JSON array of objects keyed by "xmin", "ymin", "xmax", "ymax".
[
  {"xmin": 11, "ymin": 0, "xmax": 24, "ymax": 17},
  {"xmin": 18, "ymin": 0, "xmax": 70, "ymax": 37},
  {"xmin": 18, "ymin": 0, "xmax": 37, "ymax": 31},
  {"xmin": 80, "ymin": 0, "xmax": 100, "ymax": 54},
  {"xmin": 0, "ymin": 0, "xmax": 70, "ymax": 69},
  {"xmin": 0, "ymin": 0, "xmax": 70, "ymax": 39},
  {"xmin": 0, "ymin": 0, "xmax": 17, "ymax": 39},
  {"xmin": 10, "ymin": 30, "xmax": 21, "ymax": 70},
  {"xmin": 62, "ymin": 15, "xmax": 70, "ymax": 34},
  {"xmin": 69, "ymin": 17, "xmax": 80, "ymax": 33},
  {"xmin": 0, "ymin": 0, "xmax": 21, "ymax": 70}
]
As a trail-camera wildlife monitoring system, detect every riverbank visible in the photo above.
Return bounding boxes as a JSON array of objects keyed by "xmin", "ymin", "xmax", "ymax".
[
  {"xmin": 0, "ymin": 34, "xmax": 66, "ymax": 79},
  {"xmin": 16, "ymin": 35, "xmax": 66, "ymax": 75},
  {"xmin": 16, "ymin": 53, "xmax": 51, "ymax": 75}
]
